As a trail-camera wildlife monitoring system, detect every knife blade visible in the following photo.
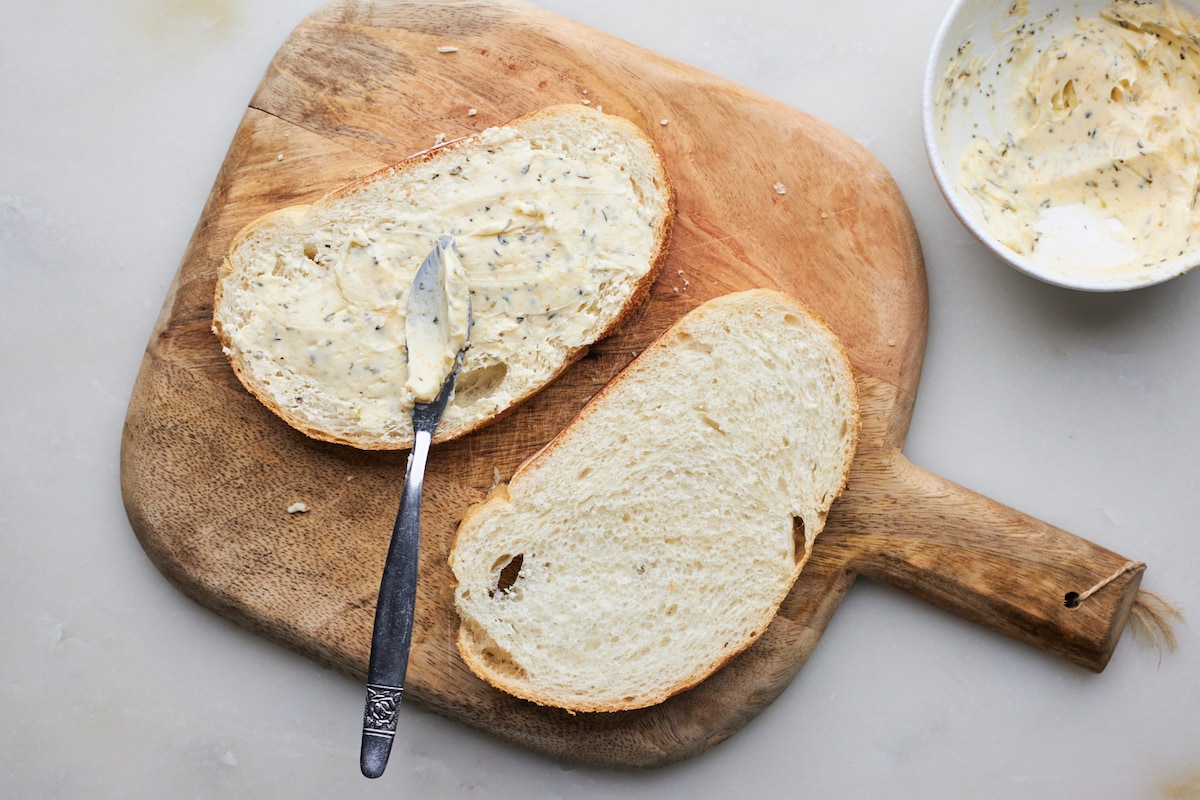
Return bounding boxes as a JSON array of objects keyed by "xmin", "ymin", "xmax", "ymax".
[{"xmin": 360, "ymin": 235, "xmax": 469, "ymax": 779}]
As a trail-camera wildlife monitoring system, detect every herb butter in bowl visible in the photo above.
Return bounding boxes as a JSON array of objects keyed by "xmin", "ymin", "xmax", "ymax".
[{"xmin": 924, "ymin": 0, "xmax": 1200, "ymax": 290}]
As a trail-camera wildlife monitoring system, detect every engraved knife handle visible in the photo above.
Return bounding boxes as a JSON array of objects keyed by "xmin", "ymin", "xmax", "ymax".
[{"xmin": 360, "ymin": 425, "xmax": 432, "ymax": 779}]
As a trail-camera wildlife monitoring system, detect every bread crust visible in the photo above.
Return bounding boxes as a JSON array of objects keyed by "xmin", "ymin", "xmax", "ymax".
[
  {"xmin": 212, "ymin": 105, "xmax": 675, "ymax": 450},
  {"xmin": 450, "ymin": 289, "xmax": 861, "ymax": 712}
]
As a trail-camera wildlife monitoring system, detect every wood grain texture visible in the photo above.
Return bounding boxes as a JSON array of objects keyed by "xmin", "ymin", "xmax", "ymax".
[{"xmin": 120, "ymin": 0, "xmax": 1144, "ymax": 768}]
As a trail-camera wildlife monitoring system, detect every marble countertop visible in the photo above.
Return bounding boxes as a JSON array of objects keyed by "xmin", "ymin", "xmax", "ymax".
[{"xmin": 3, "ymin": 1, "xmax": 1198, "ymax": 797}]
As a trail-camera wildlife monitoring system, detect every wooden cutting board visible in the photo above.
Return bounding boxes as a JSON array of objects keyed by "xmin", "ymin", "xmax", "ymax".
[{"xmin": 120, "ymin": 0, "xmax": 1145, "ymax": 768}]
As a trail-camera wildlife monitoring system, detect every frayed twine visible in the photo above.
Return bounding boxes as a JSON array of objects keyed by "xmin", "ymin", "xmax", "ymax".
[{"xmin": 1128, "ymin": 590, "xmax": 1185, "ymax": 653}]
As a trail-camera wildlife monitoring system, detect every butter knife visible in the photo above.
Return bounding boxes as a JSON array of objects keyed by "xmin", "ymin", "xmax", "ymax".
[{"xmin": 360, "ymin": 236, "xmax": 469, "ymax": 779}]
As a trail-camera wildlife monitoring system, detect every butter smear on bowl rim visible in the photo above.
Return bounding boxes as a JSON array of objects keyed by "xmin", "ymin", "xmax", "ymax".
[{"xmin": 924, "ymin": 0, "xmax": 1200, "ymax": 290}]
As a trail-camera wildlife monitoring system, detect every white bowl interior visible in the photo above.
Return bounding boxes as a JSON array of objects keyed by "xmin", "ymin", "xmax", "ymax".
[{"xmin": 922, "ymin": 0, "xmax": 1200, "ymax": 291}]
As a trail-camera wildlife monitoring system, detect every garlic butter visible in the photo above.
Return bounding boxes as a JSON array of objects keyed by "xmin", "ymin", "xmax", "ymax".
[
  {"xmin": 936, "ymin": 0, "xmax": 1200, "ymax": 281},
  {"xmin": 224, "ymin": 117, "xmax": 662, "ymax": 442}
]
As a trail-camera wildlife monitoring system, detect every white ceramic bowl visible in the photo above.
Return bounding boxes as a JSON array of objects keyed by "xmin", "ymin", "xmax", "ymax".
[{"xmin": 922, "ymin": 0, "xmax": 1200, "ymax": 291}]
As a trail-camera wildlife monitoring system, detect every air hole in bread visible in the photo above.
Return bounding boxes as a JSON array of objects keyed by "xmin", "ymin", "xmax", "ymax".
[
  {"xmin": 479, "ymin": 645, "xmax": 527, "ymax": 681},
  {"xmin": 463, "ymin": 620, "xmax": 527, "ymax": 680},
  {"xmin": 630, "ymin": 177, "xmax": 647, "ymax": 208},
  {"xmin": 678, "ymin": 331, "xmax": 714, "ymax": 355},
  {"xmin": 302, "ymin": 242, "xmax": 318, "ymax": 261},
  {"xmin": 489, "ymin": 553, "xmax": 524, "ymax": 598},
  {"xmin": 456, "ymin": 363, "xmax": 509, "ymax": 401},
  {"xmin": 792, "ymin": 515, "xmax": 808, "ymax": 565}
]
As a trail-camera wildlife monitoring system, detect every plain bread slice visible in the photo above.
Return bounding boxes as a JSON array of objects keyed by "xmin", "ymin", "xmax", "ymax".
[{"xmin": 449, "ymin": 289, "xmax": 860, "ymax": 712}]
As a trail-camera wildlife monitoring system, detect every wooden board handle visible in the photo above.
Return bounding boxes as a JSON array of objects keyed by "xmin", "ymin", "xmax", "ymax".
[{"xmin": 830, "ymin": 453, "xmax": 1144, "ymax": 672}]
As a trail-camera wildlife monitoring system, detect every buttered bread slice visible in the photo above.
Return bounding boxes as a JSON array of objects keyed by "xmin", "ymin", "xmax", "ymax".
[
  {"xmin": 449, "ymin": 290, "xmax": 860, "ymax": 712},
  {"xmin": 213, "ymin": 105, "xmax": 674, "ymax": 449}
]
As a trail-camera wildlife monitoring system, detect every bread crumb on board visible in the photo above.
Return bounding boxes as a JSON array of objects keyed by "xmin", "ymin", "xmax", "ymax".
[
  {"xmin": 437, "ymin": 45, "xmax": 459, "ymax": 53},
  {"xmin": 287, "ymin": 502, "xmax": 309, "ymax": 514},
  {"xmin": 672, "ymin": 268, "xmax": 691, "ymax": 294},
  {"xmin": 468, "ymin": 108, "xmax": 478, "ymax": 117},
  {"xmin": 773, "ymin": 182, "xmax": 787, "ymax": 195}
]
